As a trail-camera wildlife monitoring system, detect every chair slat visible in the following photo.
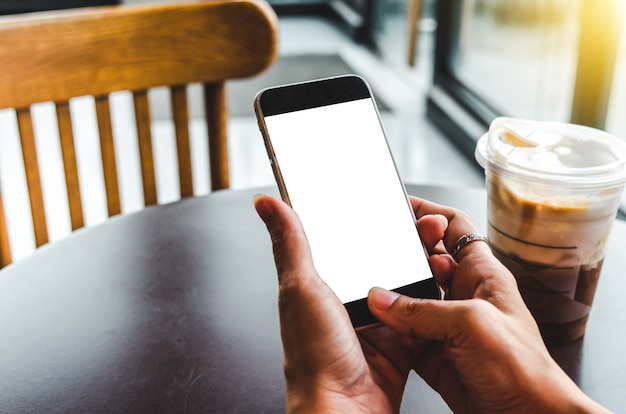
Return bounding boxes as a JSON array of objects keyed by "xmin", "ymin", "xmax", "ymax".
[
  {"xmin": 171, "ymin": 86, "xmax": 194, "ymax": 198},
  {"xmin": 0, "ymin": 189, "xmax": 11, "ymax": 268},
  {"xmin": 94, "ymin": 96, "xmax": 121, "ymax": 217},
  {"xmin": 56, "ymin": 101, "xmax": 84, "ymax": 231},
  {"xmin": 16, "ymin": 108, "xmax": 48, "ymax": 247},
  {"xmin": 133, "ymin": 90, "xmax": 158, "ymax": 206},
  {"xmin": 204, "ymin": 82, "xmax": 230, "ymax": 191}
]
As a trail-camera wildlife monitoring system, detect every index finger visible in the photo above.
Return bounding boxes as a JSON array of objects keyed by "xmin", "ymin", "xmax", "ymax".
[{"xmin": 408, "ymin": 196, "xmax": 488, "ymax": 261}]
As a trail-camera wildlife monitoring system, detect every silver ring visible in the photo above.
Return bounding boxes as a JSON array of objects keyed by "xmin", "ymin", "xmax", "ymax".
[{"xmin": 451, "ymin": 232, "xmax": 489, "ymax": 259}]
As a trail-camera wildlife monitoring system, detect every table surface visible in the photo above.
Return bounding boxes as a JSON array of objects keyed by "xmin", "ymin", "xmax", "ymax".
[{"xmin": 1, "ymin": 184, "xmax": 624, "ymax": 413}]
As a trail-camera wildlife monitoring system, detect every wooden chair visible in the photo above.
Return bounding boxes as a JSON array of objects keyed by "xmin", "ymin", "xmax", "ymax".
[{"xmin": 0, "ymin": 0, "xmax": 278, "ymax": 267}]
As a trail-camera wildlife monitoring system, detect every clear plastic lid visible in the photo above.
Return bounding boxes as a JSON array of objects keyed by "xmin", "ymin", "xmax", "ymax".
[{"xmin": 475, "ymin": 117, "xmax": 626, "ymax": 188}]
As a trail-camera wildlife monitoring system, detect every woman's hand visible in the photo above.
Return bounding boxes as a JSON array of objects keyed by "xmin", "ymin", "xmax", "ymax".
[
  {"xmin": 254, "ymin": 194, "xmax": 413, "ymax": 413},
  {"xmin": 255, "ymin": 193, "xmax": 609, "ymax": 414},
  {"xmin": 367, "ymin": 196, "xmax": 610, "ymax": 414}
]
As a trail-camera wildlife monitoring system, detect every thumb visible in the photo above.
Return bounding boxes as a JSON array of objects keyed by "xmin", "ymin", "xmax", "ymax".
[
  {"xmin": 253, "ymin": 194, "xmax": 317, "ymax": 285},
  {"xmin": 367, "ymin": 287, "xmax": 474, "ymax": 342}
]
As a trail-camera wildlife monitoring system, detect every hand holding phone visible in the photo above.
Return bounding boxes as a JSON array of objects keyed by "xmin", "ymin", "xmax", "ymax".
[{"xmin": 254, "ymin": 75, "xmax": 439, "ymax": 327}]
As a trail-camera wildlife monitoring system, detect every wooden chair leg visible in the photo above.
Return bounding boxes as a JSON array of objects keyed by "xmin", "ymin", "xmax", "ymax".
[{"xmin": 407, "ymin": 0, "xmax": 421, "ymax": 67}]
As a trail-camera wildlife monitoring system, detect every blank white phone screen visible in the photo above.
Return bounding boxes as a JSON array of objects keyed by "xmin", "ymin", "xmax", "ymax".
[{"xmin": 264, "ymin": 98, "xmax": 432, "ymax": 303}]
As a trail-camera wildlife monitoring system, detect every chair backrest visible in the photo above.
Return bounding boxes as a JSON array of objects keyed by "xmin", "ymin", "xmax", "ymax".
[{"xmin": 0, "ymin": 0, "xmax": 278, "ymax": 267}]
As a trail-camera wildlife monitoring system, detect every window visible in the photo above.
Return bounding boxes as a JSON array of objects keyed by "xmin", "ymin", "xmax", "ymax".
[
  {"xmin": 427, "ymin": 0, "xmax": 624, "ymax": 162},
  {"xmin": 606, "ymin": 3, "xmax": 626, "ymax": 141}
]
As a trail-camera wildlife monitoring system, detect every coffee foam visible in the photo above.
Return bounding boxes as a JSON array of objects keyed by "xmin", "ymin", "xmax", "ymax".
[
  {"xmin": 476, "ymin": 118, "xmax": 626, "ymax": 189},
  {"xmin": 507, "ymin": 131, "xmax": 619, "ymax": 170}
]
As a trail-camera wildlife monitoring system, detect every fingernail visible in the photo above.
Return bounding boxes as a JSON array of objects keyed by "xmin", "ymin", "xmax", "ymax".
[
  {"xmin": 368, "ymin": 287, "xmax": 400, "ymax": 310},
  {"xmin": 253, "ymin": 194, "xmax": 273, "ymax": 222}
]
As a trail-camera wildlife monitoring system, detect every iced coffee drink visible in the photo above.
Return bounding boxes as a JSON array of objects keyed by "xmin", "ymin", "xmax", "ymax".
[{"xmin": 476, "ymin": 118, "xmax": 626, "ymax": 344}]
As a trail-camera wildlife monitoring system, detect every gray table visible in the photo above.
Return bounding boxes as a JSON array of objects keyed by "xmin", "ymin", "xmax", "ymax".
[{"xmin": 0, "ymin": 184, "xmax": 624, "ymax": 413}]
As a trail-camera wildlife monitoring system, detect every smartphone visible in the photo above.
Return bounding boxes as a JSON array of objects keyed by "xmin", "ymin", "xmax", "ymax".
[{"xmin": 254, "ymin": 75, "xmax": 440, "ymax": 327}]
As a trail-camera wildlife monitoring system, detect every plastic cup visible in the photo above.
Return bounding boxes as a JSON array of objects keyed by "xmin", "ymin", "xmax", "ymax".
[{"xmin": 475, "ymin": 117, "xmax": 626, "ymax": 345}]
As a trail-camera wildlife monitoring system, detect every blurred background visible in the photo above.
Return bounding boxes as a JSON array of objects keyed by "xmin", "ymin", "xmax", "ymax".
[
  {"xmin": 4, "ymin": 0, "xmax": 624, "ymax": 164},
  {"xmin": 1, "ymin": 0, "xmax": 625, "ymax": 260},
  {"xmin": 422, "ymin": 0, "xmax": 625, "ymax": 161}
]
